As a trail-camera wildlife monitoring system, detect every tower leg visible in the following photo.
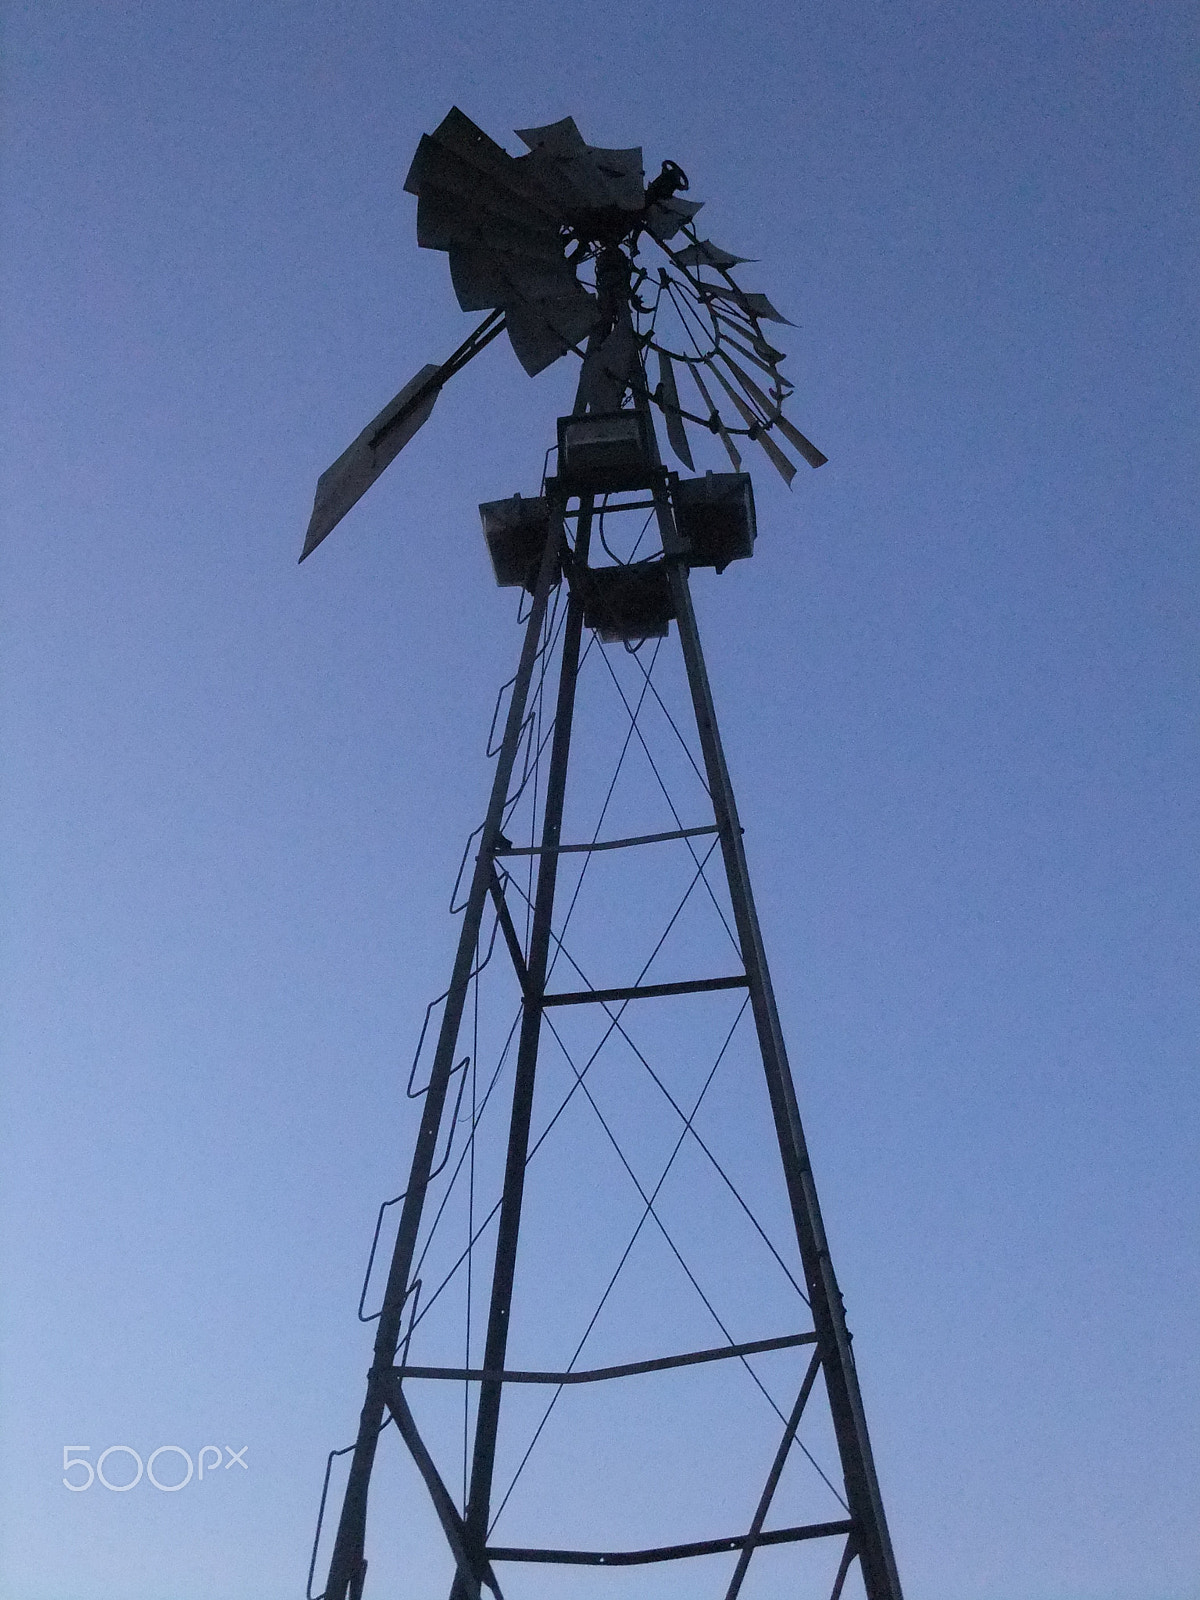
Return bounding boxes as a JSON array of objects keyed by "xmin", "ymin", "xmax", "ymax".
[
  {"xmin": 452, "ymin": 499, "xmax": 594, "ymax": 1593},
  {"xmin": 320, "ymin": 515, "xmax": 567, "ymax": 1600},
  {"xmin": 663, "ymin": 551, "xmax": 904, "ymax": 1600}
]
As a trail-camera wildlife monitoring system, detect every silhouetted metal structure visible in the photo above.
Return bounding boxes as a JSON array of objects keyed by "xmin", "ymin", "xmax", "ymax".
[{"xmin": 302, "ymin": 110, "xmax": 902, "ymax": 1600}]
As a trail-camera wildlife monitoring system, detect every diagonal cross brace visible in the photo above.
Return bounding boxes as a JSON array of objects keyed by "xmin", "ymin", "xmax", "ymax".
[
  {"xmin": 384, "ymin": 1376, "xmax": 504, "ymax": 1600},
  {"xmin": 487, "ymin": 868, "xmax": 532, "ymax": 997},
  {"xmin": 724, "ymin": 1345, "xmax": 823, "ymax": 1600}
]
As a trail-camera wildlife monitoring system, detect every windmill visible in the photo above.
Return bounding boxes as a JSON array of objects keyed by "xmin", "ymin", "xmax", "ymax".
[{"xmin": 302, "ymin": 109, "xmax": 903, "ymax": 1600}]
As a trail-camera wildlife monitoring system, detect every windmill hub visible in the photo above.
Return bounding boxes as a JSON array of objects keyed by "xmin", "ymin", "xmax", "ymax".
[{"xmin": 567, "ymin": 161, "xmax": 690, "ymax": 253}]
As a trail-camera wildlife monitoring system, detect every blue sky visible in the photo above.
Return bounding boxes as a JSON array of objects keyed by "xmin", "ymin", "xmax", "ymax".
[{"xmin": 2, "ymin": 2, "xmax": 1198, "ymax": 1598}]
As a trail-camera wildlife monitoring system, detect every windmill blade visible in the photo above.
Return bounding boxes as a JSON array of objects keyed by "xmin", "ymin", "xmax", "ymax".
[
  {"xmin": 407, "ymin": 109, "xmax": 608, "ymax": 377},
  {"xmin": 689, "ymin": 363, "xmax": 742, "ymax": 471},
  {"xmin": 657, "ymin": 351, "xmax": 694, "ymax": 469},
  {"xmin": 712, "ymin": 307, "xmax": 786, "ymax": 363},
  {"xmin": 753, "ymin": 426, "xmax": 800, "ymax": 484},
  {"xmin": 504, "ymin": 290, "xmax": 599, "ymax": 376},
  {"xmin": 715, "ymin": 347, "xmax": 782, "ymax": 419},
  {"xmin": 414, "ymin": 179, "xmax": 563, "ymax": 260},
  {"xmin": 407, "ymin": 109, "xmax": 562, "ymax": 224},
  {"xmin": 708, "ymin": 361, "xmax": 797, "ymax": 486},
  {"xmin": 697, "ymin": 284, "xmax": 794, "ymax": 325},
  {"xmin": 772, "ymin": 413, "xmax": 828, "ymax": 468},
  {"xmin": 713, "ymin": 323, "xmax": 791, "ymax": 383},
  {"xmin": 408, "ymin": 137, "xmax": 561, "ymax": 244},
  {"xmin": 514, "ymin": 119, "xmax": 645, "ymax": 215},
  {"xmin": 644, "ymin": 194, "xmax": 704, "ymax": 242},
  {"xmin": 447, "ymin": 246, "xmax": 579, "ymax": 313},
  {"xmin": 670, "ymin": 239, "xmax": 754, "ymax": 269},
  {"xmin": 712, "ymin": 347, "xmax": 824, "ymax": 467},
  {"xmin": 586, "ymin": 145, "xmax": 647, "ymax": 211}
]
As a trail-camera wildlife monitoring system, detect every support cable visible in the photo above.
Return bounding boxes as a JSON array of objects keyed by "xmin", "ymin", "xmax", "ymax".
[
  {"xmin": 723, "ymin": 1346, "xmax": 824, "ymax": 1600},
  {"xmin": 482, "ymin": 1007, "xmax": 848, "ymax": 1530},
  {"xmin": 543, "ymin": 637, "xmax": 665, "ymax": 988},
  {"xmin": 464, "ymin": 945, "xmax": 481, "ymax": 1504},
  {"xmin": 594, "ymin": 641, "xmax": 739, "ymax": 954},
  {"xmin": 396, "ymin": 835, "xmax": 846, "ymax": 1527},
  {"xmin": 498, "ymin": 632, "xmax": 596, "ymax": 827},
  {"xmin": 541, "ymin": 1012, "xmax": 791, "ymax": 1424},
  {"xmin": 485, "ymin": 584, "xmax": 565, "ymax": 758},
  {"xmin": 501, "ymin": 867, "xmax": 806, "ymax": 1303},
  {"xmin": 623, "ymin": 641, "xmax": 712, "ymax": 798},
  {"xmin": 407, "ymin": 839, "xmax": 724, "ymax": 1335},
  {"xmin": 487, "ymin": 995, "xmax": 748, "ymax": 1528},
  {"xmin": 829, "ymin": 1537, "xmax": 858, "ymax": 1600}
]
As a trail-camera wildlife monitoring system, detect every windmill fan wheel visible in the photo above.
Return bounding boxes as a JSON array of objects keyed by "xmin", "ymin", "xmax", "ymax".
[{"xmin": 405, "ymin": 108, "xmax": 827, "ymax": 485}]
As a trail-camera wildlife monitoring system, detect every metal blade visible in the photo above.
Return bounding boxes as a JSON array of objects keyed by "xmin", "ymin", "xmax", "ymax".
[
  {"xmin": 715, "ymin": 347, "xmax": 822, "ymax": 468},
  {"xmin": 504, "ymin": 291, "xmax": 600, "ymax": 376},
  {"xmin": 644, "ymin": 196, "xmax": 705, "ymax": 241},
  {"xmin": 689, "ymin": 363, "xmax": 741, "ymax": 470},
  {"xmin": 447, "ymin": 246, "xmax": 577, "ymax": 313},
  {"xmin": 515, "ymin": 123, "xmax": 646, "ymax": 215},
  {"xmin": 754, "ymin": 428, "xmax": 798, "ymax": 485},
  {"xmin": 671, "ymin": 239, "xmax": 754, "ymax": 269},
  {"xmin": 301, "ymin": 364, "xmax": 443, "ymax": 561},
  {"xmin": 708, "ymin": 362, "xmax": 797, "ymax": 486},
  {"xmin": 586, "ymin": 144, "xmax": 646, "ymax": 210},
  {"xmin": 715, "ymin": 348, "xmax": 779, "ymax": 418},
  {"xmin": 514, "ymin": 116, "xmax": 590, "ymax": 156},
  {"xmin": 712, "ymin": 308, "xmax": 785, "ymax": 363},
  {"xmin": 414, "ymin": 181, "xmax": 562, "ymax": 258},
  {"xmin": 772, "ymin": 413, "xmax": 828, "ymax": 468},
  {"xmin": 713, "ymin": 325, "xmax": 791, "ymax": 383},
  {"xmin": 514, "ymin": 118, "xmax": 616, "ymax": 214},
  {"xmin": 414, "ymin": 108, "xmax": 561, "ymax": 222},
  {"xmin": 698, "ymin": 285, "xmax": 794, "ymax": 325},
  {"xmin": 409, "ymin": 137, "xmax": 561, "ymax": 242},
  {"xmin": 657, "ymin": 351, "xmax": 694, "ymax": 468}
]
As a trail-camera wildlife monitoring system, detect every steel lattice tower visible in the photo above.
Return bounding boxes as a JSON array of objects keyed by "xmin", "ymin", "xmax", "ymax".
[{"xmin": 302, "ymin": 109, "xmax": 903, "ymax": 1600}]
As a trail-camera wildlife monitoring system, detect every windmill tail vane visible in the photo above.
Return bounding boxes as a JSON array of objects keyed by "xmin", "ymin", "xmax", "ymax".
[{"xmin": 301, "ymin": 109, "xmax": 903, "ymax": 1600}]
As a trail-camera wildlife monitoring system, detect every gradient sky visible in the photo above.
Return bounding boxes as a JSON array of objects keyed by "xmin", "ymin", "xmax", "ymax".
[{"xmin": 2, "ymin": 3, "xmax": 1198, "ymax": 1599}]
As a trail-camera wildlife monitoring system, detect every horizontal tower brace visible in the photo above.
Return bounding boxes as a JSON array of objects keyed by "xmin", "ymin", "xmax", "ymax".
[
  {"xmin": 543, "ymin": 974, "xmax": 748, "ymax": 1007},
  {"xmin": 560, "ymin": 497, "xmax": 663, "ymax": 517},
  {"xmin": 496, "ymin": 824, "xmax": 718, "ymax": 857},
  {"xmin": 393, "ymin": 1329, "xmax": 817, "ymax": 1387},
  {"xmin": 487, "ymin": 1520, "xmax": 855, "ymax": 1567}
]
